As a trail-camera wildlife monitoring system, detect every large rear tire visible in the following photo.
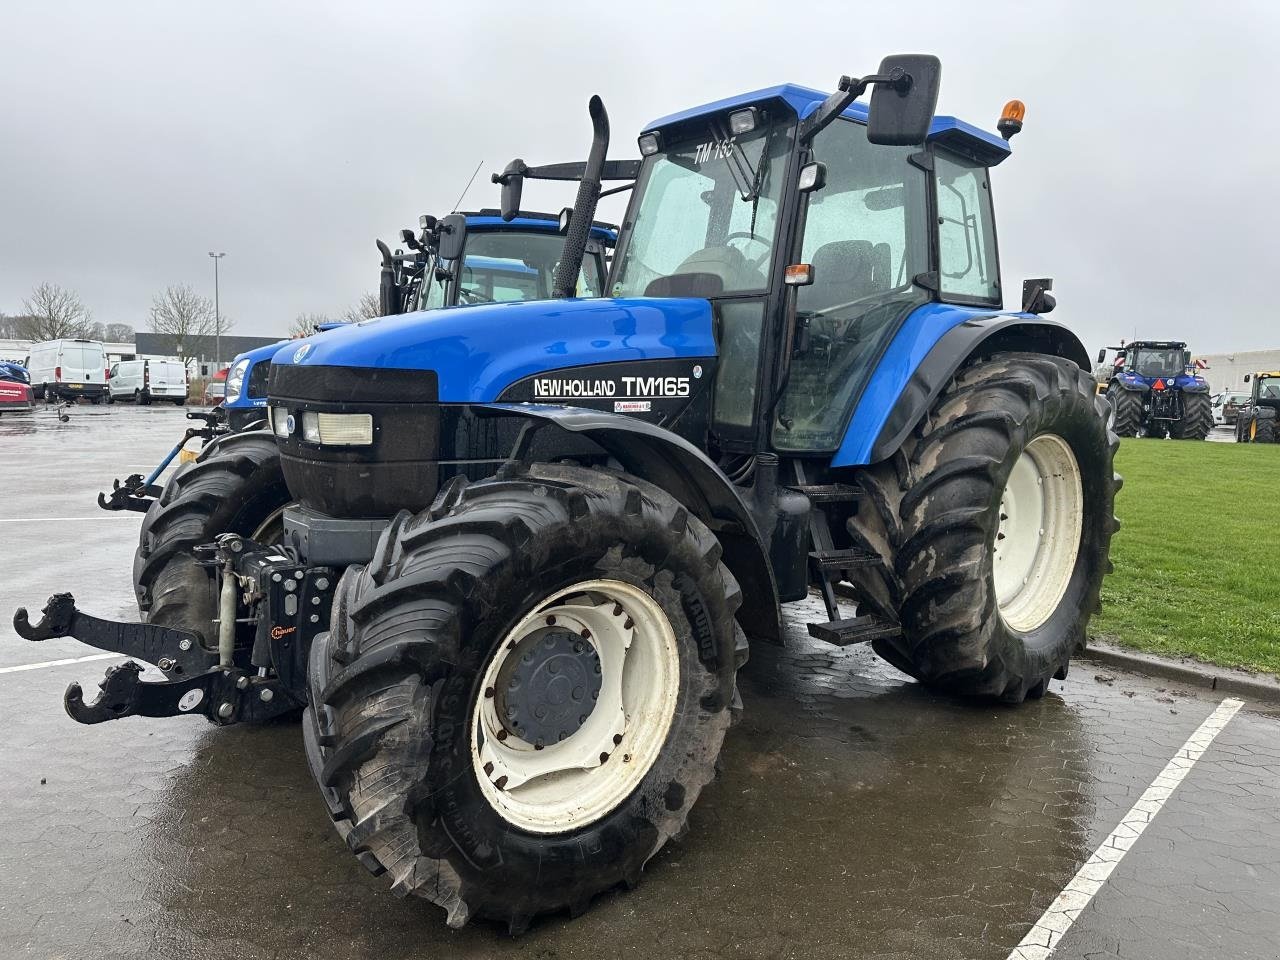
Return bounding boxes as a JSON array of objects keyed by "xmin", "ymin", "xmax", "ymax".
[
  {"xmin": 303, "ymin": 463, "xmax": 743, "ymax": 931},
  {"xmin": 134, "ymin": 429, "xmax": 289, "ymax": 646},
  {"xmin": 844, "ymin": 353, "xmax": 1119, "ymax": 702},
  {"xmin": 1252, "ymin": 408, "xmax": 1277, "ymax": 443},
  {"xmin": 1169, "ymin": 393, "xmax": 1212, "ymax": 440},
  {"xmin": 1106, "ymin": 385, "xmax": 1141, "ymax": 438}
]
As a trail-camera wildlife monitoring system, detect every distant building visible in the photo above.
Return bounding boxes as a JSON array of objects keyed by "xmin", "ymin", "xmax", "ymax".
[
  {"xmin": 133, "ymin": 333, "xmax": 282, "ymax": 375},
  {"xmin": 1194, "ymin": 349, "xmax": 1280, "ymax": 394}
]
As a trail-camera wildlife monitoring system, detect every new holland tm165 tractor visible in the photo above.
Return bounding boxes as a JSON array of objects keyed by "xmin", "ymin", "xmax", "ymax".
[
  {"xmin": 15, "ymin": 56, "xmax": 1119, "ymax": 931},
  {"xmin": 1097, "ymin": 339, "xmax": 1213, "ymax": 439}
]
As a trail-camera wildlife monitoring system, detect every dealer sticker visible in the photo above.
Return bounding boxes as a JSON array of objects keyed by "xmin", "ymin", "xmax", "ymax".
[{"xmin": 614, "ymin": 400, "xmax": 652, "ymax": 413}]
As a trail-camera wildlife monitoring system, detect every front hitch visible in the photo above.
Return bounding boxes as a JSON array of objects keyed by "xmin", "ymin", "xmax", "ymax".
[
  {"xmin": 12, "ymin": 592, "xmax": 296, "ymax": 726},
  {"xmin": 97, "ymin": 411, "xmax": 229, "ymax": 512}
]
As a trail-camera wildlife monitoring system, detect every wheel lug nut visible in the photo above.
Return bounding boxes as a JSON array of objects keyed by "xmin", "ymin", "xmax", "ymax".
[
  {"xmin": 485, "ymin": 687, "xmax": 495, "ymax": 699},
  {"xmin": 497, "ymin": 729, "xmax": 508, "ymax": 741},
  {"xmin": 546, "ymin": 615, "xmax": 557, "ymax": 625},
  {"xmin": 580, "ymin": 628, "xmax": 591, "ymax": 639}
]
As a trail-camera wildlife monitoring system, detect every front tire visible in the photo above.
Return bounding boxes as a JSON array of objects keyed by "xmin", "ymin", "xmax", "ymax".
[
  {"xmin": 134, "ymin": 430, "xmax": 288, "ymax": 643},
  {"xmin": 303, "ymin": 464, "xmax": 743, "ymax": 931},
  {"xmin": 1252, "ymin": 408, "xmax": 1277, "ymax": 443},
  {"xmin": 845, "ymin": 353, "xmax": 1119, "ymax": 702}
]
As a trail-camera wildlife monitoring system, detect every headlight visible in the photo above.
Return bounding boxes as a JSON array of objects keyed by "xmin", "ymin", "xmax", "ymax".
[
  {"xmin": 271, "ymin": 405, "xmax": 292, "ymax": 438},
  {"xmin": 301, "ymin": 411, "xmax": 373, "ymax": 446},
  {"xmin": 225, "ymin": 359, "xmax": 250, "ymax": 403}
]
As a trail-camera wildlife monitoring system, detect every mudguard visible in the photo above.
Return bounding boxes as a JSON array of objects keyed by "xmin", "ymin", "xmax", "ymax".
[
  {"xmin": 865, "ymin": 315, "xmax": 1091, "ymax": 464},
  {"xmin": 482, "ymin": 403, "xmax": 784, "ymax": 644}
]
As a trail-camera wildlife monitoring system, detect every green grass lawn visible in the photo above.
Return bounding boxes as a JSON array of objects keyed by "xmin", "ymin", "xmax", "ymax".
[{"xmin": 1089, "ymin": 437, "xmax": 1280, "ymax": 675}]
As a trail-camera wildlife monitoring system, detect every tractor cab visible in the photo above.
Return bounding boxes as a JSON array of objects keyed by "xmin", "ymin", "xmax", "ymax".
[{"xmin": 498, "ymin": 62, "xmax": 1072, "ymax": 467}]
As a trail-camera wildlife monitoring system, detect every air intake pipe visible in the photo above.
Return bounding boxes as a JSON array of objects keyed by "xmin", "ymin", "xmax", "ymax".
[{"xmin": 552, "ymin": 96, "xmax": 609, "ymax": 299}]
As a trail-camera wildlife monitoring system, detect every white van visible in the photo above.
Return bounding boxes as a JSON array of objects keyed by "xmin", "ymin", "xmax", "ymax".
[
  {"xmin": 25, "ymin": 339, "xmax": 109, "ymax": 402},
  {"xmin": 107, "ymin": 358, "xmax": 189, "ymax": 405}
]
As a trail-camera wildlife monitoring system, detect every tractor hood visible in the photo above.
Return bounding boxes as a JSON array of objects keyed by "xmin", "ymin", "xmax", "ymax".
[{"xmin": 273, "ymin": 297, "xmax": 717, "ymax": 402}]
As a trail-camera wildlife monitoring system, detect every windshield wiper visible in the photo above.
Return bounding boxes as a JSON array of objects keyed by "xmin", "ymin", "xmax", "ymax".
[{"xmin": 710, "ymin": 119, "xmax": 760, "ymax": 202}]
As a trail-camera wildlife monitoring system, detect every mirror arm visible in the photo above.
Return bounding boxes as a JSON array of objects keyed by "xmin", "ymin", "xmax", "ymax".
[{"xmin": 798, "ymin": 70, "xmax": 914, "ymax": 144}]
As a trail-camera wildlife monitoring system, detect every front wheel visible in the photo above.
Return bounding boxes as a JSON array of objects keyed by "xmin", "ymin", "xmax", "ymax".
[
  {"xmin": 1252, "ymin": 409, "xmax": 1277, "ymax": 443},
  {"xmin": 845, "ymin": 353, "xmax": 1119, "ymax": 702},
  {"xmin": 304, "ymin": 464, "xmax": 743, "ymax": 931}
]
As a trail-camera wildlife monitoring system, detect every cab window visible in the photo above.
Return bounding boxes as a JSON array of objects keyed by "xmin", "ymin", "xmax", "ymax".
[{"xmin": 935, "ymin": 152, "xmax": 1000, "ymax": 303}]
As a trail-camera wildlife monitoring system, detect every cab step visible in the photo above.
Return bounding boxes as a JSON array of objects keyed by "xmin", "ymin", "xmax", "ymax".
[
  {"xmin": 809, "ymin": 547, "xmax": 880, "ymax": 573},
  {"xmin": 807, "ymin": 614, "xmax": 902, "ymax": 647},
  {"xmin": 788, "ymin": 482, "xmax": 863, "ymax": 504}
]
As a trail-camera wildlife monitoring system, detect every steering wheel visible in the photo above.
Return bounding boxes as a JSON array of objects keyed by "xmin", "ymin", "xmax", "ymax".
[{"xmin": 724, "ymin": 232, "xmax": 772, "ymax": 271}]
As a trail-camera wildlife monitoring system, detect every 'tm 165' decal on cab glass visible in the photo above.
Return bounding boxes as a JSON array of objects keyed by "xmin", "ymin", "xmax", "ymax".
[{"xmin": 532, "ymin": 376, "xmax": 691, "ymax": 400}]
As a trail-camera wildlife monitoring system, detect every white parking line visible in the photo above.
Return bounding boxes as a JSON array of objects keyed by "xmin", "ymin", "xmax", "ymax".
[
  {"xmin": 0, "ymin": 652, "xmax": 124, "ymax": 675},
  {"xmin": 1008, "ymin": 697, "xmax": 1244, "ymax": 960},
  {"xmin": 0, "ymin": 517, "xmax": 139, "ymax": 523}
]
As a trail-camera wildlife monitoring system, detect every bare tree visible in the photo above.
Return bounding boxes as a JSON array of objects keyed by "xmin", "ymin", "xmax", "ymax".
[
  {"xmin": 289, "ymin": 312, "xmax": 332, "ymax": 339},
  {"xmin": 104, "ymin": 322, "xmax": 135, "ymax": 343},
  {"xmin": 17, "ymin": 283, "xmax": 92, "ymax": 340},
  {"xmin": 342, "ymin": 292, "xmax": 381, "ymax": 323},
  {"xmin": 149, "ymin": 285, "xmax": 231, "ymax": 363}
]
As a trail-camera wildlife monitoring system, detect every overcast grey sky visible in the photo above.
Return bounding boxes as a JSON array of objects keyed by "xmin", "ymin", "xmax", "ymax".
[{"xmin": 1, "ymin": 1, "xmax": 1276, "ymax": 351}]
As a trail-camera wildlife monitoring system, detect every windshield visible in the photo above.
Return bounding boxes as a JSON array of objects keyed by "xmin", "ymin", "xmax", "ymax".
[
  {"xmin": 611, "ymin": 115, "xmax": 791, "ymax": 298},
  {"xmin": 1127, "ymin": 347, "xmax": 1187, "ymax": 378},
  {"xmin": 1257, "ymin": 377, "xmax": 1280, "ymax": 400}
]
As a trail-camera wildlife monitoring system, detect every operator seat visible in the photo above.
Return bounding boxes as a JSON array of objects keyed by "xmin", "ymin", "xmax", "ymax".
[{"xmin": 805, "ymin": 240, "xmax": 891, "ymax": 311}]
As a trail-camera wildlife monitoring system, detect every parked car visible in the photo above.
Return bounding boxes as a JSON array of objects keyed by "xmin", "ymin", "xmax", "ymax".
[
  {"xmin": 1212, "ymin": 391, "xmax": 1250, "ymax": 426},
  {"xmin": 201, "ymin": 367, "xmax": 228, "ymax": 406},
  {"xmin": 107, "ymin": 358, "xmax": 189, "ymax": 406},
  {"xmin": 0, "ymin": 361, "xmax": 33, "ymax": 415},
  {"xmin": 24, "ymin": 338, "xmax": 108, "ymax": 402}
]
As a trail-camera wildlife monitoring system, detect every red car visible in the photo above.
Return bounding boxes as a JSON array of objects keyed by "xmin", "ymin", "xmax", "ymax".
[{"xmin": 0, "ymin": 377, "xmax": 34, "ymax": 414}]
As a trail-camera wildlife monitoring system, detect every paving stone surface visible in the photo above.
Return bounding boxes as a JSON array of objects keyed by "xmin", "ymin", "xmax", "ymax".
[{"xmin": 1, "ymin": 404, "xmax": 1277, "ymax": 959}]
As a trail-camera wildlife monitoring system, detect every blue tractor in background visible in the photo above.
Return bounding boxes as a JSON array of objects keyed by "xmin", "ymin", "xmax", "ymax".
[
  {"xmin": 220, "ymin": 209, "xmax": 617, "ymax": 431},
  {"xmin": 19, "ymin": 56, "xmax": 1118, "ymax": 931},
  {"xmin": 1097, "ymin": 339, "xmax": 1212, "ymax": 439}
]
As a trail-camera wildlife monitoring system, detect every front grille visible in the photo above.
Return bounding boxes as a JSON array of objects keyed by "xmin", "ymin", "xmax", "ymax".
[{"xmin": 269, "ymin": 364, "xmax": 439, "ymax": 404}]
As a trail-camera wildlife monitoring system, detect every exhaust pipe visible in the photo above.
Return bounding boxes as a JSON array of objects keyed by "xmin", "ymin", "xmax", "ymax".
[{"xmin": 552, "ymin": 96, "xmax": 609, "ymax": 299}]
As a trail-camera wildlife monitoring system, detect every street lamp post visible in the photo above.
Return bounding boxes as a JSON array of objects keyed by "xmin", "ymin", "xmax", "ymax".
[{"xmin": 208, "ymin": 251, "xmax": 226, "ymax": 369}]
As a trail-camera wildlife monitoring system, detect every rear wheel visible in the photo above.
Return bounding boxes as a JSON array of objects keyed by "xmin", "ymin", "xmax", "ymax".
[
  {"xmin": 844, "ymin": 353, "xmax": 1119, "ymax": 702},
  {"xmin": 1169, "ymin": 393, "xmax": 1212, "ymax": 440},
  {"xmin": 1106, "ymin": 385, "xmax": 1141, "ymax": 437},
  {"xmin": 1253, "ymin": 409, "xmax": 1277, "ymax": 443},
  {"xmin": 134, "ymin": 429, "xmax": 289, "ymax": 645},
  {"xmin": 304, "ymin": 463, "xmax": 742, "ymax": 931}
]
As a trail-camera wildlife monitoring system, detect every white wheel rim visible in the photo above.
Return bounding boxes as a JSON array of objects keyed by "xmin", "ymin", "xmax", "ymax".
[
  {"xmin": 471, "ymin": 579, "xmax": 680, "ymax": 834},
  {"xmin": 993, "ymin": 434, "xmax": 1084, "ymax": 633}
]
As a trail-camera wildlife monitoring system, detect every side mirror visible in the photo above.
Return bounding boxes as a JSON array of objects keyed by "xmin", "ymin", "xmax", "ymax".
[
  {"xmin": 867, "ymin": 54, "xmax": 941, "ymax": 146},
  {"xmin": 437, "ymin": 213, "xmax": 467, "ymax": 262},
  {"xmin": 1021, "ymin": 277, "xmax": 1055, "ymax": 314},
  {"xmin": 1097, "ymin": 348, "xmax": 1107, "ymax": 365},
  {"xmin": 493, "ymin": 160, "xmax": 527, "ymax": 222}
]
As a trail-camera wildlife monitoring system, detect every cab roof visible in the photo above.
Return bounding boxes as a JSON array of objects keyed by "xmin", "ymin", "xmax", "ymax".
[
  {"xmin": 463, "ymin": 210, "xmax": 618, "ymax": 244},
  {"xmin": 642, "ymin": 82, "xmax": 1011, "ymax": 167}
]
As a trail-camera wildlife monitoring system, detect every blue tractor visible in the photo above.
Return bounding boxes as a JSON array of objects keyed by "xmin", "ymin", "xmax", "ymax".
[
  {"xmin": 1097, "ymin": 340, "xmax": 1212, "ymax": 439},
  {"xmin": 18, "ymin": 56, "xmax": 1118, "ymax": 931}
]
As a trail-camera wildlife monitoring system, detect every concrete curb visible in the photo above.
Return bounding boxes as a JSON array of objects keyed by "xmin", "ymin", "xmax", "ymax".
[{"xmin": 1081, "ymin": 641, "xmax": 1280, "ymax": 705}]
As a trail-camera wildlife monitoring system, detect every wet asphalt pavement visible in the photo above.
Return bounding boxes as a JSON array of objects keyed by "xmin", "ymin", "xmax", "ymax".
[{"xmin": 1, "ymin": 404, "xmax": 1278, "ymax": 960}]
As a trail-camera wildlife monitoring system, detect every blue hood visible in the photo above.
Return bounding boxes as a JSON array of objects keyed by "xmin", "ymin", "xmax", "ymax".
[{"xmin": 275, "ymin": 297, "xmax": 717, "ymax": 402}]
